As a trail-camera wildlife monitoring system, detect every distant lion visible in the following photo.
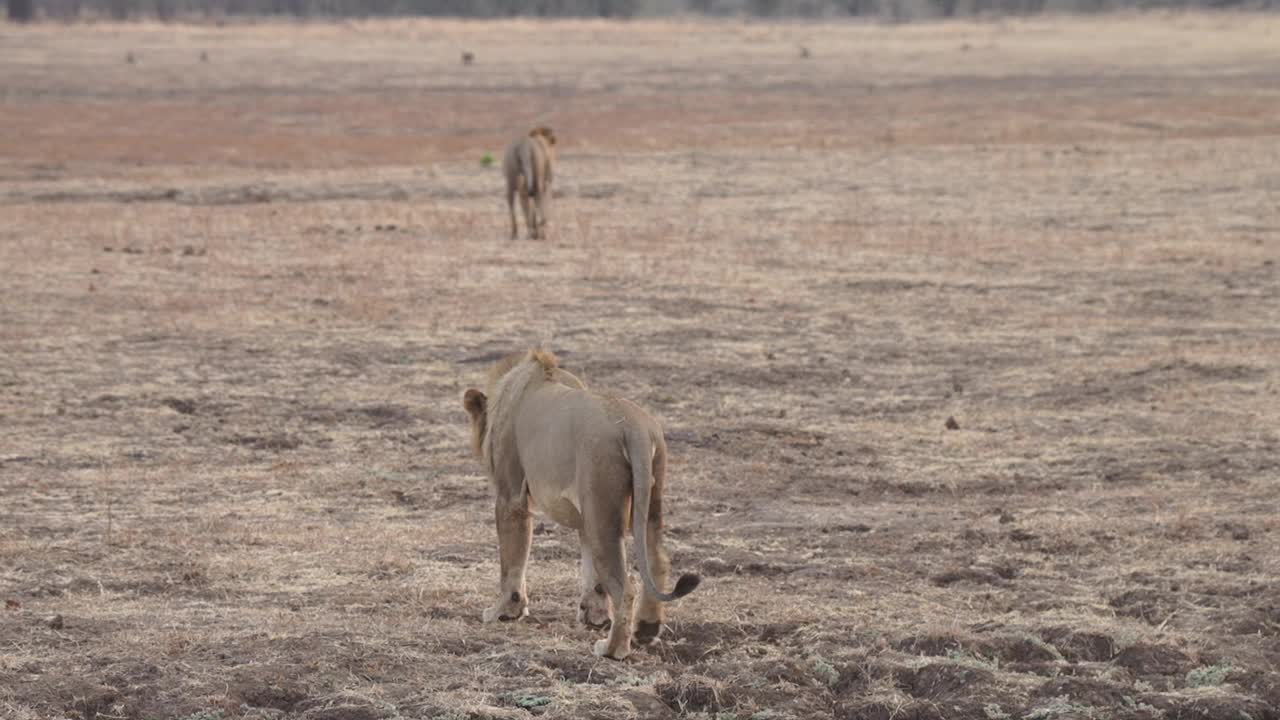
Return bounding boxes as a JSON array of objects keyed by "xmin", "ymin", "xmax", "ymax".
[
  {"xmin": 462, "ymin": 350, "xmax": 700, "ymax": 659},
  {"xmin": 502, "ymin": 127, "xmax": 556, "ymax": 240}
]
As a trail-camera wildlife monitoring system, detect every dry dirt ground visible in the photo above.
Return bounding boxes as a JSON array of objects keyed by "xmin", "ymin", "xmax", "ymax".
[{"xmin": 2, "ymin": 14, "xmax": 1280, "ymax": 720}]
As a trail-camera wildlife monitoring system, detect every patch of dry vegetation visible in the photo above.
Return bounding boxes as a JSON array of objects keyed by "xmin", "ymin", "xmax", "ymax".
[{"xmin": 2, "ymin": 13, "xmax": 1279, "ymax": 720}]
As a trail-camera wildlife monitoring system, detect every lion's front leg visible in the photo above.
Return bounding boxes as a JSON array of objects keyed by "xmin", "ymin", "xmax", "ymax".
[{"xmin": 483, "ymin": 494, "xmax": 532, "ymax": 623}]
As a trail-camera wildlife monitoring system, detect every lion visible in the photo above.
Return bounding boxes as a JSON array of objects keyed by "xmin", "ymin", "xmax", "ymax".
[
  {"xmin": 502, "ymin": 127, "xmax": 556, "ymax": 240},
  {"xmin": 462, "ymin": 350, "xmax": 700, "ymax": 660}
]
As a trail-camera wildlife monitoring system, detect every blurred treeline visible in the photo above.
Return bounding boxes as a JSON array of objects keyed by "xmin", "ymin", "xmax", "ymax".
[{"xmin": 7, "ymin": 0, "xmax": 1276, "ymax": 23}]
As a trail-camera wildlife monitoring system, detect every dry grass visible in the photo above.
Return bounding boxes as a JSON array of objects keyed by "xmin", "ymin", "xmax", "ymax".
[{"xmin": 2, "ymin": 13, "xmax": 1279, "ymax": 720}]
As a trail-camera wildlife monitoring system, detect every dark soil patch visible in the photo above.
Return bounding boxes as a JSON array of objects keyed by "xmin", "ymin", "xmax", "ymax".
[
  {"xmin": 300, "ymin": 704, "xmax": 388, "ymax": 720},
  {"xmin": 530, "ymin": 650, "xmax": 619, "ymax": 685},
  {"xmin": 161, "ymin": 397, "xmax": 197, "ymax": 415},
  {"xmin": 755, "ymin": 657, "xmax": 827, "ymax": 688},
  {"xmin": 230, "ymin": 668, "xmax": 309, "ymax": 711},
  {"xmin": 650, "ymin": 620, "xmax": 742, "ymax": 661},
  {"xmin": 1113, "ymin": 643, "xmax": 1194, "ymax": 677},
  {"xmin": 987, "ymin": 634, "xmax": 1061, "ymax": 664},
  {"xmin": 17, "ymin": 678, "xmax": 119, "ymax": 720},
  {"xmin": 226, "ymin": 433, "xmax": 303, "ymax": 450},
  {"xmin": 1033, "ymin": 676, "xmax": 1131, "ymax": 707},
  {"xmin": 1110, "ymin": 588, "xmax": 1179, "ymax": 625},
  {"xmin": 836, "ymin": 698, "xmax": 989, "ymax": 720},
  {"xmin": 655, "ymin": 675, "xmax": 731, "ymax": 714},
  {"xmin": 1040, "ymin": 627, "xmax": 1117, "ymax": 662},
  {"xmin": 897, "ymin": 662, "xmax": 995, "ymax": 700},
  {"xmin": 930, "ymin": 565, "xmax": 1012, "ymax": 587},
  {"xmin": 1143, "ymin": 691, "xmax": 1278, "ymax": 720},
  {"xmin": 1221, "ymin": 604, "xmax": 1280, "ymax": 637},
  {"xmin": 654, "ymin": 620, "xmax": 796, "ymax": 663}
]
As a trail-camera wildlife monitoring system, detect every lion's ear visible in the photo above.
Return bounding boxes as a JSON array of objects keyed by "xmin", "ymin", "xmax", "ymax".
[
  {"xmin": 533, "ymin": 126, "xmax": 556, "ymax": 145},
  {"xmin": 463, "ymin": 389, "xmax": 487, "ymax": 419}
]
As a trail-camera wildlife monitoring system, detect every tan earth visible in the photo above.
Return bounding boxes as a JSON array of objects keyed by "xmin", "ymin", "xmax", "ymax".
[{"xmin": 1, "ymin": 14, "xmax": 1278, "ymax": 720}]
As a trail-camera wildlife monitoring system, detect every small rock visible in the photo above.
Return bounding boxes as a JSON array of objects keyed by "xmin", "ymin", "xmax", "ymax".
[
  {"xmin": 46, "ymin": 614, "xmax": 64, "ymax": 629},
  {"xmin": 945, "ymin": 416, "xmax": 960, "ymax": 430}
]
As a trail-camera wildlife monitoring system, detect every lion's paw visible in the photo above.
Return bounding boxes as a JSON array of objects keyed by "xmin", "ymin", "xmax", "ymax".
[
  {"xmin": 634, "ymin": 620, "xmax": 662, "ymax": 645},
  {"xmin": 594, "ymin": 639, "xmax": 629, "ymax": 661}
]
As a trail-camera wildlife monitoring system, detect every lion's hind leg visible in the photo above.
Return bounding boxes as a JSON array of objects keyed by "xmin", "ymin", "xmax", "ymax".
[
  {"xmin": 583, "ymin": 494, "xmax": 633, "ymax": 660},
  {"xmin": 634, "ymin": 444, "xmax": 671, "ymax": 645},
  {"xmin": 588, "ymin": 539, "xmax": 632, "ymax": 660},
  {"xmin": 633, "ymin": 517, "xmax": 670, "ymax": 645},
  {"xmin": 533, "ymin": 173, "xmax": 550, "ymax": 239},
  {"xmin": 482, "ymin": 494, "xmax": 532, "ymax": 623},
  {"xmin": 577, "ymin": 538, "xmax": 613, "ymax": 630},
  {"xmin": 507, "ymin": 179, "xmax": 519, "ymax": 241},
  {"xmin": 517, "ymin": 179, "xmax": 537, "ymax": 240}
]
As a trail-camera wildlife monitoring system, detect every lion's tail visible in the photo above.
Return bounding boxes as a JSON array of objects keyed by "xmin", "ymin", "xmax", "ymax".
[
  {"xmin": 519, "ymin": 140, "xmax": 540, "ymax": 199},
  {"xmin": 628, "ymin": 429, "xmax": 700, "ymax": 603}
]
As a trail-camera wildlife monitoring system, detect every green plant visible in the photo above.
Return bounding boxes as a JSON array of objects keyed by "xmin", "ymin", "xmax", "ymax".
[
  {"xmin": 1186, "ymin": 663, "xmax": 1234, "ymax": 688},
  {"xmin": 984, "ymin": 703, "xmax": 1011, "ymax": 720},
  {"xmin": 946, "ymin": 647, "xmax": 1000, "ymax": 672},
  {"xmin": 480, "ymin": 153, "xmax": 495, "ymax": 167},
  {"xmin": 1025, "ymin": 697, "xmax": 1091, "ymax": 720},
  {"xmin": 506, "ymin": 693, "xmax": 551, "ymax": 710},
  {"xmin": 811, "ymin": 656, "xmax": 839, "ymax": 688}
]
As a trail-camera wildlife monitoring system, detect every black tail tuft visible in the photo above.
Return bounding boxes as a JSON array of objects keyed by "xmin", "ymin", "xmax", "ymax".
[{"xmin": 672, "ymin": 573, "xmax": 701, "ymax": 599}]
